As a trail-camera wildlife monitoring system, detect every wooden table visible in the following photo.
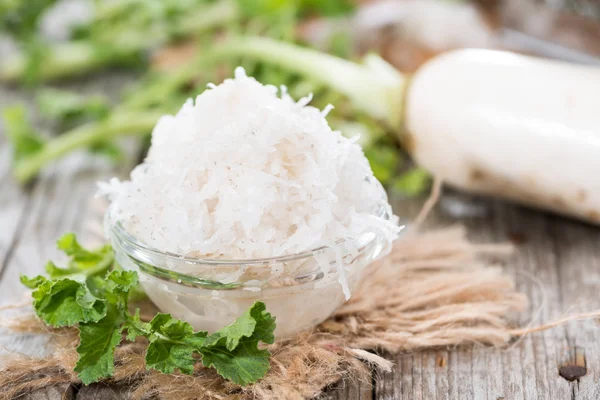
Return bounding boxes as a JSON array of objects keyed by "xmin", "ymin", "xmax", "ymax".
[{"xmin": 2, "ymin": 77, "xmax": 600, "ymax": 400}]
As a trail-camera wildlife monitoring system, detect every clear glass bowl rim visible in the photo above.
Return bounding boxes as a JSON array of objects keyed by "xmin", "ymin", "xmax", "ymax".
[{"xmin": 107, "ymin": 204, "xmax": 393, "ymax": 267}]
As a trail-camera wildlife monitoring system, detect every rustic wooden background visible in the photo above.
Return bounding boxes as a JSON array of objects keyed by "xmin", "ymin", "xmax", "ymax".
[{"xmin": 2, "ymin": 0, "xmax": 600, "ymax": 397}]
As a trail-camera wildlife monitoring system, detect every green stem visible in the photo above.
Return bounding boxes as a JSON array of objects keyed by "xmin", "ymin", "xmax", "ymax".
[
  {"xmin": 14, "ymin": 112, "xmax": 162, "ymax": 183},
  {"xmin": 216, "ymin": 36, "xmax": 406, "ymax": 130}
]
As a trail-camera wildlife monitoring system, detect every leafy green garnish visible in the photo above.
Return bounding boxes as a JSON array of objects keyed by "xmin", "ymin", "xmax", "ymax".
[
  {"xmin": 199, "ymin": 301, "xmax": 275, "ymax": 385},
  {"xmin": 20, "ymin": 233, "xmax": 116, "ymax": 326},
  {"xmin": 24, "ymin": 277, "xmax": 107, "ymax": 327},
  {"xmin": 21, "ymin": 233, "xmax": 275, "ymax": 386},
  {"xmin": 75, "ymin": 303, "xmax": 126, "ymax": 383},
  {"xmin": 56, "ymin": 232, "xmax": 114, "ymax": 271},
  {"xmin": 138, "ymin": 313, "xmax": 206, "ymax": 375}
]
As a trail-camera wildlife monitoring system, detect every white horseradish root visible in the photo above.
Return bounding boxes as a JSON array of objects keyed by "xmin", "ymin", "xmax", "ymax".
[
  {"xmin": 228, "ymin": 38, "xmax": 600, "ymax": 223},
  {"xmin": 101, "ymin": 67, "xmax": 399, "ymax": 260},
  {"xmin": 406, "ymin": 49, "xmax": 600, "ymax": 223}
]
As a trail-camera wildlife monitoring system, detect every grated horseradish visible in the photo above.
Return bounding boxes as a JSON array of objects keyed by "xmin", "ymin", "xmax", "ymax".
[{"xmin": 102, "ymin": 68, "xmax": 400, "ymax": 336}]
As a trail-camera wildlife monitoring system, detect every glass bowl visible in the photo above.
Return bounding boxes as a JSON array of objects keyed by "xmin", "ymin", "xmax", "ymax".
[{"xmin": 106, "ymin": 206, "xmax": 395, "ymax": 338}]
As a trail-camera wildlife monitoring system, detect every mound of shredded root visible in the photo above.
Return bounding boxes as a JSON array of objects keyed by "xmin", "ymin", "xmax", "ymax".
[{"xmin": 99, "ymin": 67, "xmax": 399, "ymax": 259}]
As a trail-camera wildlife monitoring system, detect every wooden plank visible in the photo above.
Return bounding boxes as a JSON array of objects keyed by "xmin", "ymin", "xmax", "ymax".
[
  {"xmin": 375, "ymin": 190, "xmax": 600, "ymax": 400},
  {"xmin": 550, "ymin": 216, "xmax": 600, "ymax": 400},
  {"xmin": 317, "ymin": 377, "xmax": 373, "ymax": 400},
  {"xmin": 490, "ymin": 199, "xmax": 569, "ymax": 400}
]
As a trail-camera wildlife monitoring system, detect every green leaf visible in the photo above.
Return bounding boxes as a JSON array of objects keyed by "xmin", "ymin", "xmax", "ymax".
[
  {"xmin": 149, "ymin": 313, "xmax": 195, "ymax": 340},
  {"xmin": 145, "ymin": 340, "xmax": 196, "ymax": 375},
  {"xmin": 199, "ymin": 302, "xmax": 275, "ymax": 385},
  {"xmin": 87, "ymin": 269, "xmax": 138, "ymax": 306},
  {"xmin": 21, "ymin": 235, "xmax": 128, "ymax": 329},
  {"xmin": 74, "ymin": 271, "xmax": 137, "ymax": 384},
  {"xmin": 55, "ymin": 233, "xmax": 114, "ymax": 273},
  {"xmin": 392, "ymin": 167, "xmax": 431, "ymax": 197},
  {"xmin": 144, "ymin": 313, "xmax": 207, "ymax": 375},
  {"xmin": 200, "ymin": 343, "xmax": 271, "ymax": 386},
  {"xmin": 29, "ymin": 279, "xmax": 107, "ymax": 327},
  {"xmin": 106, "ymin": 269, "xmax": 138, "ymax": 292},
  {"xmin": 124, "ymin": 309, "xmax": 150, "ymax": 341},
  {"xmin": 57, "ymin": 233, "xmax": 98, "ymax": 258},
  {"xmin": 20, "ymin": 274, "xmax": 47, "ymax": 289},
  {"xmin": 2, "ymin": 105, "xmax": 45, "ymax": 162},
  {"xmin": 131, "ymin": 302, "xmax": 274, "ymax": 383},
  {"xmin": 210, "ymin": 302, "xmax": 275, "ymax": 348},
  {"xmin": 75, "ymin": 304, "xmax": 125, "ymax": 385},
  {"xmin": 21, "ymin": 236, "xmax": 274, "ymax": 386},
  {"xmin": 45, "ymin": 261, "xmax": 78, "ymax": 278},
  {"xmin": 245, "ymin": 302, "xmax": 277, "ymax": 345}
]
